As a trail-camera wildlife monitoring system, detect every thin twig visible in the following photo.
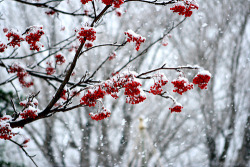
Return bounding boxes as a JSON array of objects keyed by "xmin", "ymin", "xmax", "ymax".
[
  {"xmin": 9, "ymin": 139, "xmax": 38, "ymax": 167},
  {"xmin": 137, "ymin": 65, "xmax": 199, "ymax": 78}
]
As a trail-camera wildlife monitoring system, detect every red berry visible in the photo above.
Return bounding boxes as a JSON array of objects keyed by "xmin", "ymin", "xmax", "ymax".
[
  {"xmin": 124, "ymin": 30, "xmax": 146, "ymax": 51},
  {"xmin": 0, "ymin": 43, "xmax": 7, "ymax": 52},
  {"xmin": 20, "ymin": 106, "xmax": 38, "ymax": 119},
  {"xmin": 108, "ymin": 51, "xmax": 116, "ymax": 61},
  {"xmin": 80, "ymin": 86, "xmax": 106, "ymax": 107},
  {"xmin": 102, "ymin": 0, "xmax": 124, "ymax": 8},
  {"xmin": 45, "ymin": 10, "xmax": 56, "ymax": 15},
  {"xmin": 80, "ymin": 0, "xmax": 93, "ymax": 4},
  {"xmin": 5, "ymin": 29, "xmax": 24, "ymax": 47},
  {"xmin": 46, "ymin": 62, "xmax": 55, "ymax": 75},
  {"xmin": 84, "ymin": 41, "xmax": 93, "ymax": 48},
  {"xmin": 149, "ymin": 73, "xmax": 168, "ymax": 95},
  {"xmin": 169, "ymin": 103, "xmax": 183, "ymax": 113},
  {"xmin": 8, "ymin": 63, "xmax": 34, "ymax": 87},
  {"xmin": 89, "ymin": 108, "xmax": 111, "ymax": 121},
  {"xmin": 170, "ymin": 0, "xmax": 199, "ymax": 17},
  {"xmin": 193, "ymin": 70, "xmax": 211, "ymax": 89},
  {"xmin": 55, "ymin": 54, "xmax": 65, "ymax": 65},
  {"xmin": 171, "ymin": 77, "xmax": 193, "ymax": 95},
  {"xmin": 77, "ymin": 27, "xmax": 96, "ymax": 43},
  {"xmin": 25, "ymin": 26, "xmax": 44, "ymax": 51}
]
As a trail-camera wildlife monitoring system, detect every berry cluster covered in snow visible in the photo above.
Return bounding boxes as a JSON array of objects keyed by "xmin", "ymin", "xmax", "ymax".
[
  {"xmin": 193, "ymin": 70, "xmax": 211, "ymax": 89},
  {"xmin": 46, "ymin": 62, "xmax": 56, "ymax": 75},
  {"xmin": 105, "ymin": 71, "xmax": 146, "ymax": 104},
  {"xmin": 24, "ymin": 26, "xmax": 45, "ymax": 51},
  {"xmin": 170, "ymin": 0, "xmax": 199, "ymax": 17},
  {"xmin": 0, "ymin": 42, "xmax": 7, "ymax": 52},
  {"xmin": 89, "ymin": 107, "xmax": 111, "ymax": 121},
  {"xmin": 19, "ymin": 98, "xmax": 39, "ymax": 119},
  {"xmin": 149, "ymin": 73, "xmax": 168, "ymax": 95},
  {"xmin": 5, "ymin": 29, "xmax": 24, "ymax": 47},
  {"xmin": 76, "ymin": 26, "xmax": 96, "ymax": 43},
  {"xmin": 55, "ymin": 54, "xmax": 66, "ymax": 65},
  {"xmin": 171, "ymin": 77, "xmax": 194, "ymax": 95},
  {"xmin": 84, "ymin": 41, "xmax": 93, "ymax": 48},
  {"xmin": 20, "ymin": 106, "xmax": 38, "ymax": 119},
  {"xmin": 0, "ymin": 115, "xmax": 15, "ymax": 140},
  {"xmin": 8, "ymin": 63, "xmax": 34, "ymax": 88},
  {"xmin": 124, "ymin": 30, "xmax": 146, "ymax": 51},
  {"xmin": 80, "ymin": 86, "xmax": 106, "ymax": 107},
  {"xmin": 169, "ymin": 103, "xmax": 183, "ymax": 113},
  {"xmin": 80, "ymin": 71, "xmax": 146, "ymax": 107}
]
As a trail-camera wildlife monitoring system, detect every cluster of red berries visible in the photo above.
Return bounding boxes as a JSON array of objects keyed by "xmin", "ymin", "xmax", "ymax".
[
  {"xmin": 103, "ymin": 80, "xmax": 119, "ymax": 99},
  {"xmin": 46, "ymin": 62, "xmax": 55, "ymax": 75},
  {"xmin": 45, "ymin": 10, "xmax": 56, "ymax": 15},
  {"xmin": 124, "ymin": 30, "xmax": 146, "ymax": 51},
  {"xmin": 126, "ymin": 91, "xmax": 146, "ymax": 104},
  {"xmin": 149, "ymin": 73, "xmax": 168, "ymax": 95},
  {"xmin": 25, "ymin": 26, "xmax": 45, "ymax": 51},
  {"xmin": 5, "ymin": 29, "xmax": 24, "ymax": 47},
  {"xmin": 120, "ymin": 73, "xmax": 146, "ymax": 104},
  {"xmin": 20, "ymin": 107, "xmax": 38, "ymax": 119},
  {"xmin": 60, "ymin": 89, "xmax": 68, "ymax": 100},
  {"xmin": 55, "ymin": 54, "xmax": 65, "ymax": 65},
  {"xmin": 19, "ymin": 98, "xmax": 39, "ymax": 119},
  {"xmin": 170, "ymin": 0, "xmax": 199, "ymax": 17},
  {"xmin": 193, "ymin": 70, "xmax": 211, "ymax": 89},
  {"xmin": 0, "ymin": 123, "xmax": 14, "ymax": 140},
  {"xmin": 84, "ymin": 41, "xmax": 93, "ymax": 49},
  {"xmin": 104, "ymin": 72, "xmax": 146, "ymax": 104},
  {"xmin": 124, "ymin": 79, "xmax": 146, "ymax": 104},
  {"xmin": 102, "ymin": 0, "xmax": 124, "ymax": 8},
  {"xmin": 8, "ymin": 64, "xmax": 34, "ymax": 87},
  {"xmin": 108, "ymin": 51, "xmax": 116, "ymax": 61},
  {"xmin": 80, "ymin": 71, "xmax": 146, "ymax": 110},
  {"xmin": 169, "ymin": 103, "xmax": 183, "ymax": 113},
  {"xmin": 171, "ymin": 77, "xmax": 194, "ymax": 95},
  {"xmin": 77, "ymin": 27, "xmax": 96, "ymax": 43},
  {"xmin": 0, "ymin": 116, "xmax": 15, "ymax": 140},
  {"xmin": 89, "ymin": 107, "xmax": 111, "ymax": 121},
  {"xmin": 0, "ymin": 42, "xmax": 7, "ymax": 52},
  {"xmin": 80, "ymin": 86, "xmax": 106, "ymax": 107}
]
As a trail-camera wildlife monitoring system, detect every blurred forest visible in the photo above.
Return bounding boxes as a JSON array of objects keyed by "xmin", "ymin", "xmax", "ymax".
[{"xmin": 0, "ymin": 0, "xmax": 249, "ymax": 167}]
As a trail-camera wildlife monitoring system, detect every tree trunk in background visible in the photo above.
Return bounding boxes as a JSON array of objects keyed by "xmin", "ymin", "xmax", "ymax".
[{"xmin": 234, "ymin": 115, "xmax": 250, "ymax": 167}]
